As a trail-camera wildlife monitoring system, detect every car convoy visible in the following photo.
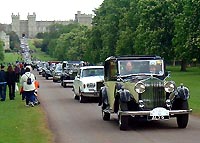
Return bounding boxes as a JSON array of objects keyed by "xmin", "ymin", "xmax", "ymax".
[{"xmin": 33, "ymin": 55, "xmax": 192, "ymax": 131}]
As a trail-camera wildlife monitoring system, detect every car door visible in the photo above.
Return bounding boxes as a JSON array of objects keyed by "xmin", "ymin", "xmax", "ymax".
[{"xmin": 73, "ymin": 69, "xmax": 81, "ymax": 95}]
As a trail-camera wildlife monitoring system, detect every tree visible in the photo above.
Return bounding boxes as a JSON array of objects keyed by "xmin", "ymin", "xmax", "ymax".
[
  {"xmin": 173, "ymin": 0, "xmax": 200, "ymax": 71},
  {"xmin": 134, "ymin": 0, "xmax": 177, "ymax": 62},
  {"xmin": 0, "ymin": 40, "xmax": 4, "ymax": 61},
  {"xmin": 9, "ymin": 32, "xmax": 19, "ymax": 50},
  {"xmin": 8, "ymin": 31, "xmax": 20, "ymax": 50}
]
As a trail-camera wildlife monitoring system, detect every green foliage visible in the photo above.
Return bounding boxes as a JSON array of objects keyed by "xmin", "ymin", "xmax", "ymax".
[
  {"xmin": 8, "ymin": 31, "xmax": 20, "ymax": 50},
  {"xmin": 173, "ymin": 0, "xmax": 200, "ymax": 62},
  {"xmin": 2, "ymin": 53, "xmax": 21, "ymax": 64},
  {"xmin": 0, "ymin": 40, "xmax": 4, "ymax": 61},
  {"xmin": 32, "ymin": 39, "xmax": 43, "ymax": 49},
  {"xmin": 36, "ymin": 0, "xmax": 200, "ymax": 67},
  {"xmin": 28, "ymin": 39, "xmax": 57, "ymax": 61}
]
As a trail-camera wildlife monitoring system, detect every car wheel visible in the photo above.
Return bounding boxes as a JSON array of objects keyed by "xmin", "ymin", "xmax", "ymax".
[
  {"xmin": 46, "ymin": 75, "xmax": 49, "ymax": 80},
  {"xmin": 63, "ymin": 83, "xmax": 66, "ymax": 88},
  {"xmin": 176, "ymin": 100, "xmax": 189, "ymax": 128},
  {"xmin": 79, "ymin": 95, "xmax": 86, "ymax": 103},
  {"xmin": 119, "ymin": 115, "xmax": 129, "ymax": 131},
  {"xmin": 102, "ymin": 110, "xmax": 110, "ymax": 121}
]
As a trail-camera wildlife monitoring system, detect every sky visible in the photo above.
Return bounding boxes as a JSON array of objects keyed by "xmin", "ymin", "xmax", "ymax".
[{"xmin": 0, "ymin": 0, "xmax": 104, "ymax": 24}]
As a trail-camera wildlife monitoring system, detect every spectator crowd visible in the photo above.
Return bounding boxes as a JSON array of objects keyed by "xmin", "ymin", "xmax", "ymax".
[{"xmin": 0, "ymin": 62, "xmax": 39, "ymax": 107}]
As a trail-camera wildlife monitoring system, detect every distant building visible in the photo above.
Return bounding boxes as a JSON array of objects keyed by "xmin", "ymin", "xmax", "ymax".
[
  {"xmin": 1, "ymin": 11, "xmax": 93, "ymax": 38},
  {"xmin": 75, "ymin": 11, "xmax": 92, "ymax": 27},
  {"xmin": 0, "ymin": 31, "xmax": 10, "ymax": 50}
]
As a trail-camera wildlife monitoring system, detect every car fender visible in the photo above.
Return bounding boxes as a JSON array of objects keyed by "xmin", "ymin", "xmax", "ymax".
[
  {"xmin": 98, "ymin": 86, "xmax": 108, "ymax": 108},
  {"xmin": 174, "ymin": 85, "xmax": 190, "ymax": 100},
  {"xmin": 118, "ymin": 89, "xmax": 132, "ymax": 103}
]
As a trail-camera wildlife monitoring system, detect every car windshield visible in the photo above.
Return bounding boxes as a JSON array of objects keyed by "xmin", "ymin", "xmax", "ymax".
[
  {"xmin": 118, "ymin": 59, "xmax": 164, "ymax": 76},
  {"xmin": 55, "ymin": 64, "xmax": 62, "ymax": 71},
  {"xmin": 82, "ymin": 68, "xmax": 104, "ymax": 77}
]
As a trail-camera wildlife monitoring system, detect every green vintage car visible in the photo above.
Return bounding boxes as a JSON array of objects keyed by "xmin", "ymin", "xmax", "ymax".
[{"xmin": 99, "ymin": 55, "xmax": 192, "ymax": 130}]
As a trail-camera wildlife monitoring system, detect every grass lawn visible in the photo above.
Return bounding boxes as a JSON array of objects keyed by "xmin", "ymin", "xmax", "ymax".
[
  {"xmin": 1, "ymin": 52, "xmax": 53, "ymax": 143},
  {"xmin": 1, "ymin": 52, "xmax": 22, "ymax": 65},
  {"xmin": 167, "ymin": 66, "xmax": 200, "ymax": 116},
  {"xmin": 0, "ymin": 92, "xmax": 53, "ymax": 143}
]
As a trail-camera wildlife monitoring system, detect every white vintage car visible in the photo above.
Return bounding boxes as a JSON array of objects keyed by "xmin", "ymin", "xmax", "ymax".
[{"xmin": 73, "ymin": 66, "xmax": 104, "ymax": 103}]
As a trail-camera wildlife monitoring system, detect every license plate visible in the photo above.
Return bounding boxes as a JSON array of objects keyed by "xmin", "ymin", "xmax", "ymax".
[{"xmin": 149, "ymin": 107, "xmax": 169, "ymax": 120}]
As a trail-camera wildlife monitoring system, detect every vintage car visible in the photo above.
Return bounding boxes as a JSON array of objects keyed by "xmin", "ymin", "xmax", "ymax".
[
  {"xmin": 98, "ymin": 55, "xmax": 192, "ymax": 130},
  {"xmin": 52, "ymin": 63, "xmax": 62, "ymax": 82},
  {"xmin": 43, "ymin": 61, "xmax": 61, "ymax": 80},
  {"xmin": 60, "ymin": 61, "xmax": 84, "ymax": 87},
  {"xmin": 73, "ymin": 66, "xmax": 104, "ymax": 103}
]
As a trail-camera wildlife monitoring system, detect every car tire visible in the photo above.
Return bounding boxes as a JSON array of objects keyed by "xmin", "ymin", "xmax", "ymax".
[
  {"xmin": 176, "ymin": 100, "xmax": 189, "ymax": 128},
  {"xmin": 79, "ymin": 95, "xmax": 86, "ymax": 103},
  {"xmin": 63, "ymin": 83, "xmax": 66, "ymax": 88},
  {"xmin": 102, "ymin": 110, "xmax": 110, "ymax": 121},
  {"xmin": 119, "ymin": 115, "xmax": 129, "ymax": 131}
]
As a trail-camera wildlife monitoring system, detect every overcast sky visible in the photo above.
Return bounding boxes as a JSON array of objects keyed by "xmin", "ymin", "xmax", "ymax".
[{"xmin": 0, "ymin": 0, "xmax": 104, "ymax": 24}]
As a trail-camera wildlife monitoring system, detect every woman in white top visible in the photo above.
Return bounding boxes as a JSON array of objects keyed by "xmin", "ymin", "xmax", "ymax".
[{"xmin": 20, "ymin": 66, "xmax": 36, "ymax": 107}]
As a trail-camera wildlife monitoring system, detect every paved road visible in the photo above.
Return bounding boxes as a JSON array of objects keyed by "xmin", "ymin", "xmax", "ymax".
[{"xmin": 35, "ymin": 71, "xmax": 200, "ymax": 143}]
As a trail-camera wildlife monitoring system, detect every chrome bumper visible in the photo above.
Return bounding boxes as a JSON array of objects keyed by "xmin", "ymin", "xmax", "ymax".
[
  {"xmin": 63, "ymin": 79, "xmax": 74, "ymax": 83},
  {"xmin": 81, "ymin": 91, "xmax": 100, "ymax": 97},
  {"xmin": 119, "ymin": 109, "xmax": 192, "ymax": 116}
]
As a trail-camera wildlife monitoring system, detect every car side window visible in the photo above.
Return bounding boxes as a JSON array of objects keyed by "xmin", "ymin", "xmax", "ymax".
[{"xmin": 105, "ymin": 60, "xmax": 117, "ymax": 81}]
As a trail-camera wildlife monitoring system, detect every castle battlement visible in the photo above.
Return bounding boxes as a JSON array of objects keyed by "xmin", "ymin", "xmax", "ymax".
[
  {"xmin": 2, "ymin": 11, "xmax": 92, "ymax": 38},
  {"xmin": 11, "ymin": 13, "xmax": 20, "ymax": 18}
]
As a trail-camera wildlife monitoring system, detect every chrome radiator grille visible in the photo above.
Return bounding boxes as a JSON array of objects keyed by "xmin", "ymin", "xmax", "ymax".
[{"xmin": 141, "ymin": 78, "xmax": 165, "ymax": 110}]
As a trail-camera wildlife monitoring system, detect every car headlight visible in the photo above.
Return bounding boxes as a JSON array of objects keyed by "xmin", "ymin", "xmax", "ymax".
[
  {"xmin": 87, "ymin": 83, "xmax": 95, "ymax": 88},
  {"xmin": 134, "ymin": 82, "xmax": 145, "ymax": 93},
  {"xmin": 164, "ymin": 81, "xmax": 175, "ymax": 93},
  {"xmin": 56, "ymin": 72, "xmax": 61, "ymax": 76}
]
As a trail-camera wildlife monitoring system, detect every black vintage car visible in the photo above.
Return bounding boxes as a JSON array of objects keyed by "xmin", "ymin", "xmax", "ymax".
[
  {"xmin": 60, "ymin": 61, "xmax": 84, "ymax": 87},
  {"xmin": 42, "ymin": 61, "xmax": 61, "ymax": 80},
  {"xmin": 99, "ymin": 55, "xmax": 192, "ymax": 130}
]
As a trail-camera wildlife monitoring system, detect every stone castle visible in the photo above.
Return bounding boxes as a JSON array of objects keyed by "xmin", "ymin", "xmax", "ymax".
[
  {"xmin": 0, "ymin": 11, "xmax": 92, "ymax": 50},
  {"xmin": 1, "ymin": 11, "xmax": 92, "ymax": 38}
]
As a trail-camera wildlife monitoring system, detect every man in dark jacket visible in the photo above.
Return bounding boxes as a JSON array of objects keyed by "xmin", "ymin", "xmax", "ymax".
[{"xmin": 0, "ymin": 64, "xmax": 7, "ymax": 101}]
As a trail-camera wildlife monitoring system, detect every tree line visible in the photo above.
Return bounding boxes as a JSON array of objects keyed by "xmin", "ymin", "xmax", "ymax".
[{"xmin": 2, "ymin": 0, "xmax": 199, "ymax": 71}]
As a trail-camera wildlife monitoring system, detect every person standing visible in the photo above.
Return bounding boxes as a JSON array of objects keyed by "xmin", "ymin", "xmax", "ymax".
[
  {"xmin": 14, "ymin": 64, "xmax": 21, "ymax": 82},
  {"xmin": 20, "ymin": 67, "xmax": 36, "ymax": 107},
  {"xmin": 0, "ymin": 64, "xmax": 7, "ymax": 101},
  {"xmin": 6, "ymin": 65, "xmax": 17, "ymax": 100}
]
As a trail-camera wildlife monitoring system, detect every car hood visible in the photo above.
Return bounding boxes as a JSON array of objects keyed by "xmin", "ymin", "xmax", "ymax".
[{"xmin": 81, "ymin": 76, "xmax": 104, "ymax": 83}]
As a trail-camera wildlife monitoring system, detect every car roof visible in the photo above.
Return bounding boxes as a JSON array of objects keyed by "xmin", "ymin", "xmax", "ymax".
[
  {"xmin": 80, "ymin": 66, "xmax": 104, "ymax": 70},
  {"xmin": 62, "ymin": 61, "xmax": 84, "ymax": 64},
  {"xmin": 105, "ymin": 55, "xmax": 162, "ymax": 61}
]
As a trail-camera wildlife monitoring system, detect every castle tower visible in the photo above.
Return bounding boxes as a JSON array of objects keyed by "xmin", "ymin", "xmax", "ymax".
[
  {"xmin": 75, "ymin": 11, "xmax": 92, "ymax": 27},
  {"xmin": 27, "ymin": 12, "xmax": 37, "ymax": 38},
  {"xmin": 11, "ymin": 13, "xmax": 20, "ymax": 36}
]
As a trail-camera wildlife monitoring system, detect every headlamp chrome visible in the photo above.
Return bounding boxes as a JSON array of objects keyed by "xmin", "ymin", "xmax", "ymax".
[
  {"xmin": 164, "ymin": 81, "xmax": 175, "ymax": 93},
  {"xmin": 134, "ymin": 82, "xmax": 145, "ymax": 94}
]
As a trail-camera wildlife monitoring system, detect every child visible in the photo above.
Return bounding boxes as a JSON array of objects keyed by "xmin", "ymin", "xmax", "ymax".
[
  {"xmin": 34, "ymin": 77, "xmax": 40, "ymax": 105},
  {"xmin": 20, "ymin": 86, "xmax": 26, "ymax": 100}
]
